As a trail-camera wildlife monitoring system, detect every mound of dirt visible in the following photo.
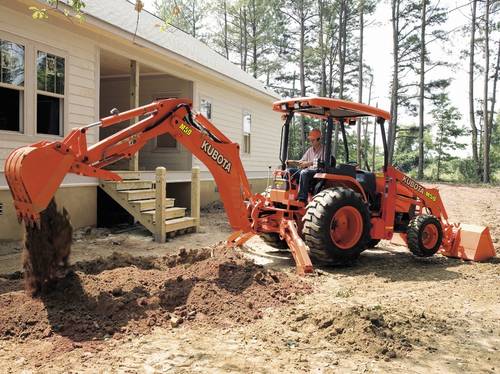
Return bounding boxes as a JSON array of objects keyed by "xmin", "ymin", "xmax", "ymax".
[
  {"xmin": 22, "ymin": 199, "xmax": 73, "ymax": 296},
  {"xmin": 0, "ymin": 245, "xmax": 310, "ymax": 342},
  {"xmin": 281, "ymin": 304, "xmax": 451, "ymax": 359}
]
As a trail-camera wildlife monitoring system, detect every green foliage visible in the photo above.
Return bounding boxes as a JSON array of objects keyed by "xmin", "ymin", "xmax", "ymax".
[
  {"xmin": 455, "ymin": 158, "xmax": 481, "ymax": 182},
  {"xmin": 154, "ymin": 0, "xmax": 209, "ymax": 38},
  {"xmin": 29, "ymin": 0, "xmax": 86, "ymax": 22},
  {"xmin": 29, "ymin": 7, "xmax": 49, "ymax": 20},
  {"xmin": 429, "ymin": 92, "xmax": 466, "ymax": 181}
]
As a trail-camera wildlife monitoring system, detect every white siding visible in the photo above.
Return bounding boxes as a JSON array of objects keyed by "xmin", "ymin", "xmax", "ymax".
[
  {"xmin": 193, "ymin": 81, "xmax": 282, "ymax": 174},
  {"xmin": 0, "ymin": 4, "xmax": 98, "ymax": 173}
]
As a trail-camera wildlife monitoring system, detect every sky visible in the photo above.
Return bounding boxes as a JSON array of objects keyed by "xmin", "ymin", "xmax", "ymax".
[{"xmin": 141, "ymin": 0, "xmax": 496, "ymax": 157}]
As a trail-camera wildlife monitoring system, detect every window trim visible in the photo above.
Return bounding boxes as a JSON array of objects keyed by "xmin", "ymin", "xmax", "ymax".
[
  {"xmin": 0, "ymin": 34, "xmax": 26, "ymax": 135},
  {"xmin": 35, "ymin": 45, "xmax": 67, "ymax": 137},
  {"xmin": 242, "ymin": 110, "xmax": 252, "ymax": 155},
  {"xmin": 199, "ymin": 95, "xmax": 213, "ymax": 120}
]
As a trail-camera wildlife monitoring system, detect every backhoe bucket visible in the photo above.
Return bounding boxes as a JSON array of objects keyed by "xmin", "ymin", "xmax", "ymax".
[
  {"xmin": 441, "ymin": 224, "xmax": 496, "ymax": 261},
  {"xmin": 5, "ymin": 143, "xmax": 74, "ymax": 224}
]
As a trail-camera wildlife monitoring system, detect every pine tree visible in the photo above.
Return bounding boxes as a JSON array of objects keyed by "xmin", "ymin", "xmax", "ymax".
[{"xmin": 430, "ymin": 93, "xmax": 466, "ymax": 181}]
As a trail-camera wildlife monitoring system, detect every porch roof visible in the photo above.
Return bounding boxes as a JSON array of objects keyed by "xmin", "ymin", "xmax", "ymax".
[{"xmin": 78, "ymin": 0, "xmax": 279, "ymax": 100}]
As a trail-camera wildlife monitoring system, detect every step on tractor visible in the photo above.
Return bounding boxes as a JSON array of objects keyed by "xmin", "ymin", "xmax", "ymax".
[{"xmin": 5, "ymin": 97, "xmax": 495, "ymax": 275}]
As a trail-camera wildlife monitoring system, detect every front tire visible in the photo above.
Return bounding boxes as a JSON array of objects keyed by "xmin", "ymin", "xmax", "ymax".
[
  {"xmin": 407, "ymin": 215, "xmax": 443, "ymax": 257},
  {"xmin": 302, "ymin": 188, "xmax": 371, "ymax": 264}
]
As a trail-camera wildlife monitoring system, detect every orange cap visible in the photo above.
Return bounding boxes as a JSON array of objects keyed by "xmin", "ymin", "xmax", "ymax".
[{"xmin": 307, "ymin": 129, "xmax": 321, "ymax": 139}]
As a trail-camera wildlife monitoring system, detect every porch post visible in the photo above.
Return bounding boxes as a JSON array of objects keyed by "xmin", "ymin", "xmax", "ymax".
[
  {"xmin": 154, "ymin": 167, "xmax": 167, "ymax": 242},
  {"xmin": 129, "ymin": 60, "xmax": 139, "ymax": 171},
  {"xmin": 191, "ymin": 167, "xmax": 200, "ymax": 232}
]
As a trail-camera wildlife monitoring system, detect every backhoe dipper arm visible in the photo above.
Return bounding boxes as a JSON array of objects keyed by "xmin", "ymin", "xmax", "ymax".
[{"xmin": 5, "ymin": 98, "xmax": 252, "ymax": 233}]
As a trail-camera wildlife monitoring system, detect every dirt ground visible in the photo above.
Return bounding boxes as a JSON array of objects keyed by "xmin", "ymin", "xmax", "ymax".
[{"xmin": 0, "ymin": 183, "xmax": 499, "ymax": 373}]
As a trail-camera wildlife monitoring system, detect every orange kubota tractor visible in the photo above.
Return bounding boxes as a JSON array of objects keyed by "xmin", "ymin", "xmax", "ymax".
[{"xmin": 5, "ymin": 97, "xmax": 495, "ymax": 275}]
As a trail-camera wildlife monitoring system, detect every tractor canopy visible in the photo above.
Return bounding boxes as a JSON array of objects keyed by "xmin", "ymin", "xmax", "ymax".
[{"xmin": 272, "ymin": 96, "xmax": 391, "ymax": 122}]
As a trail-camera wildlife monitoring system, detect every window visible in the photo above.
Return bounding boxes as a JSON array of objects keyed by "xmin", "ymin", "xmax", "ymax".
[
  {"xmin": 243, "ymin": 112, "xmax": 251, "ymax": 154},
  {"xmin": 200, "ymin": 98, "xmax": 212, "ymax": 119},
  {"xmin": 157, "ymin": 134, "xmax": 177, "ymax": 148},
  {"xmin": 37, "ymin": 51, "xmax": 64, "ymax": 135},
  {"xmin": 0, "ymin": 39, "xmax": 24, "ymax": 132}
]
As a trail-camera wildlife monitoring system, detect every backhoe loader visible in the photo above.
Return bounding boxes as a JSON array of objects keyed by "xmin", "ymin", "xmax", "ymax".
[{"xmin": 5, "ymin": 97, "xmax": 495, "ymax": 275}]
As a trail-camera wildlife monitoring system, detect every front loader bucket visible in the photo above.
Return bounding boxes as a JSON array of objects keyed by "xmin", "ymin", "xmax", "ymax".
[
  {"xmin": 5, "ymin": 143, "xmax": 74, "ymax": 224},
  {"xmin": 441, "ymin": 224, "xmax": 496, "ymax": 261}
]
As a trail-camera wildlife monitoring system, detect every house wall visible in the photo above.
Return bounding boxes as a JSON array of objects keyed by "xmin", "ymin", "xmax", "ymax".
[
  {"xmin": 0, "ymin": 186, "xmax": 96, "ymax": 241},
  {"xmin": 0, "ymin": 2, "xmax": 99, "ymax": 240},
  {"xmin": 193, "ymin": 81, "xmax": 282, "ymax": 176},
  {"xmin": 0, "ymin": 1, "xmax": 282, "ymax": 240},
  {"xmin": 0, "ymin": 4, "xmax": 100, "ymax": 170},
  {"xmin": 99, "ymin": 75, "xmax": 193, "ymax": 171}
]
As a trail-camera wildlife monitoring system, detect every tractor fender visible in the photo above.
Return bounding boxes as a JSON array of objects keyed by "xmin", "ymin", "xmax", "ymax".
[{"xmin": 314, "ymin": 173, "xmax": 368, "ymax": 203}]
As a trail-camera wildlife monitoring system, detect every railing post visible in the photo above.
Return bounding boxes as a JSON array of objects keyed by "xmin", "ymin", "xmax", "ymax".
[
  {"xmin": 128, "ymin": 60, "xmax": 139, "ymax": 171},
  {"xmin": 191, "ymin": 167, "xmax": 200, "ymax": 232},
  {"xmin": 154, "ymin": 167, "xmax": 166, "ymax": 242}
]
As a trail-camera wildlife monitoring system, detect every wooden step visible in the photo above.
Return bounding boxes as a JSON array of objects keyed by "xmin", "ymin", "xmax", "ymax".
[
  {"xmin": 115, "ymin": 171, "xmax": 141, "ymax": 180},
  {"xmin": 130, "ymin": 198, "xmax": 175, "ymax": 211},
  {"xmin": 165, "ymin": 217, "xmax": 197, "ymax": 233},
  {"xmin": 119, "ymin": 189, "xmax": 156, "ymax": 201},
  {"xmin": 104, "ymin": 180, "xmax": 153, "ymax": 191},
  {"xmin": 142, "ymin": 207, "xmax": 187, "ymax": 221}
]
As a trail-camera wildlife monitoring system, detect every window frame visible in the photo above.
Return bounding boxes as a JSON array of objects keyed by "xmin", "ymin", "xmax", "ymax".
[
  {"xmin": 35, "ymin": 46, "xmax": 67, "ymax": 137},
  {"xmin": 0, "ymin": 34, "xmax": 26, "ymax": 135},
  {"xmin": 242, "ymin": 110, "xmax": 252, "ymax": 155},
  {"xmin": 199, "ymin": 95, "xmax": 213, "ymax": 120}
]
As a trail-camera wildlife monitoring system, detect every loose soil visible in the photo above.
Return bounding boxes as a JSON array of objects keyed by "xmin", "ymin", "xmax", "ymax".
[
  {"xmin": 0, "ymin": 183, "xmax": 498, "ymax": 373},
  {"xmin": 22, "ymin": 199, "xmax": 73, "ymax": 295}
]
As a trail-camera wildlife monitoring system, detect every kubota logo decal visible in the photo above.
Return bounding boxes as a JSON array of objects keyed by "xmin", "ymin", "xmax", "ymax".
[
  {"xmin": 401, "ymin": 175, "xmax": 425, "ymax": 195},
  {"xmin": 201, "ymin": 140, "xmax": 232, "ymax": 173},
  {"xmin": 401, "ymin": 175, "xmax": 438, "ymax": 201}
]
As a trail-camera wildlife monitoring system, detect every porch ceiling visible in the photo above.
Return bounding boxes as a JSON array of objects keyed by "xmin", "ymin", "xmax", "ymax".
[{"xmin": 100, "ymin": 49, "xmax": 165, "ymax": 77}]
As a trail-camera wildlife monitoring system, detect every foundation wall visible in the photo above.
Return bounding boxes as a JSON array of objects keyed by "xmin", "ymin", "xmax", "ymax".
[{"xmin": 0, "ymin": 186, "xmax": 97, "ymax": 241}]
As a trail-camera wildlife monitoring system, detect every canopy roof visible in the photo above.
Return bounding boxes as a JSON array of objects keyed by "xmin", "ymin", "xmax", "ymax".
[{"xmin": 272, "ymin": 97, "xmax": 391, "ymax": 122}]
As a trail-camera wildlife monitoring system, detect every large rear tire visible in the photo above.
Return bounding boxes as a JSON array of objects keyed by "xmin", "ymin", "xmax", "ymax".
[
  {"xmin": 302, "ymin": 188, "xmax": 371, "ymax": 264},
  {"xmin": 407, "ymin": 214, "xmax": 443, "ymax": 257}
]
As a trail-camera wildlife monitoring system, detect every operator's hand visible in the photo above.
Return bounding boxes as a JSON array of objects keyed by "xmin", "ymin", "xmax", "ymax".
[{"xmin": 299, "ymin": 160, "xmax": 311, "ymax": 169}]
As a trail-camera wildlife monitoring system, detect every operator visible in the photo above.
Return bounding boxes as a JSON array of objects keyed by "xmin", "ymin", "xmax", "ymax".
[{"xmin": 287, "ymin": 128, "xmax": 324, "ymax": 204}]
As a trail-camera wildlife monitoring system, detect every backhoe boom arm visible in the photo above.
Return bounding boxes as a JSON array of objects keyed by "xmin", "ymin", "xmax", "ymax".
[{"xmin": 5, "ymin": 98, "xmax": 253, "ymax": 233}]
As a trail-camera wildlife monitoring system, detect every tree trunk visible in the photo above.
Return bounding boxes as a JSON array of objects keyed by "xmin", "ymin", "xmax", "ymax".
[
  {"xmin": 388, "ymin": 0, "xmax": 400, "ymax": 164},
  {"xmin": 372, "ymin": 107, "xmax": 377, "ymax": 170},
  {"xmin": 299, "ymin": 3, "xmax": 306, "ymax": 151},
  {"xmin": 482, "ymin": 0, "xmax": 490, "ymax": 183},
  {"xmin": 488, "ymin": 40, "xmax": 499, "ymax": 152},
  {"xmin": 192, "ymin": 1, "xmax": 196, "ymax": 37},
  {"xmin": 318, "ymin": 0, "xmax": 327, "ymax": 97},
  {"xmin": 436, "ymin": 126, "xmax": 443, "ymax": 181},
  {"xmin": 223, "ymin": 0, "xmax": 229, "ymax": 59},
  {"xmin": 417, "ymin": 0, "xmax": 426, "ymax": 179},
  {"xmin": 357, "ymin": 0, "xmax": 364, "ymax": 166},
  {"xmin": 469, "ymin": 0, "xmax": 480, "ymax": 178},
  {"xmin": 334, "ymin": 0, "xmax": 346, "ymax": 157},
  {"xmin": 251, "ymin": 0, "xmax": 257, "ymax": 78},
  {"xmin": 362, "ymin": 74, "xmax": 373, "ymax": 170}
]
